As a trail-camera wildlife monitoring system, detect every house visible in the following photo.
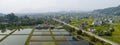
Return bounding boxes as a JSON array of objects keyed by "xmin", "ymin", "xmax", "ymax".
[
  {"xmin": 91, "ymin": 19, "xmax": 102, "ymax": 25},
  {"xmin": 108, "ymin": 19, "xmax": 113, "ymax": 23},
  {"xmin": 36, "ymin": 22, "xmax": 49, "ymax": 29},
  {"xmin": 36, "ymin": 21, "xmax": 55, "ymax": 29}
]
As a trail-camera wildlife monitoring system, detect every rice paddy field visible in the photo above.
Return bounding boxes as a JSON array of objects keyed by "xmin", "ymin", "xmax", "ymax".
[{"xmin": 0, "ymin": 28, "xmax": 90, "ymax": 45}]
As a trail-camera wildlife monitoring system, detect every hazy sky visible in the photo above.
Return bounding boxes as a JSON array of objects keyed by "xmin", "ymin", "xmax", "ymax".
[{"xmin": 0, "ymin": 0, "xmax": 120, "ymax": 13}]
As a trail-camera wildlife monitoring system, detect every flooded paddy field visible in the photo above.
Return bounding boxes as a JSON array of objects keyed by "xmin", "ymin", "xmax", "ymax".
[{"xmin": 0, "ymin": 28, "xmax": 91, "ymax": 45}]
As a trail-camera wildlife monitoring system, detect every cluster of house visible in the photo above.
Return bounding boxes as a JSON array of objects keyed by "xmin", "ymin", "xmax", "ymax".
[
  {"xmin": 59, "ymin": 16, "xmax": 114, "ymax": 35},
  {"xmin": 88, "ymin": 18, "xmax": 114, "ymax": 34},
  {"xmin": 36, "ymin": 21, "xmax": 55, "ymax": 29},
  {"xmin": 87, "ymin": 28, "xmax": 96, "ymax": 33},
  {"xmin": 76, "ymin": 18, "xmax": 114, "ymax": 33},
  {"xmin": 36, "ymin": 22, "xmax": 48, "ymax": 29},
  {"xmin": 91, "ymin": 18, "xmax": 114, "ymax": 25}
]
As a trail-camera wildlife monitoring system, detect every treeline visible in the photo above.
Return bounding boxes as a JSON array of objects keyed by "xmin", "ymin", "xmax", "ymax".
[{"xmin": 0, "ymin": 13, "xmax": 46, "ymax": 30}]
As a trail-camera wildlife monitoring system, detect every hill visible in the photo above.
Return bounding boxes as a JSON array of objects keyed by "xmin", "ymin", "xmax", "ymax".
[
  {"xmin": 0, "ymin": 13, "xmax": 5, "ymax": 16},
  {"xmin": 93, "ymin": 5, "xmax": 120, "ymax": 15}
]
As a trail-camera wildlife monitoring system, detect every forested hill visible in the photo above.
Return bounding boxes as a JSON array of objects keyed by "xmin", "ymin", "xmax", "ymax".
[{"xmin": 93, "ymin": 5, "xmax": 120, "ymax": 15}]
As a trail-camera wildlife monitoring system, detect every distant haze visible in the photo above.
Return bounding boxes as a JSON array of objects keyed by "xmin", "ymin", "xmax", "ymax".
[{"xmin": 0, "ymin": 0, "xmax": 120, "ymax": 13}]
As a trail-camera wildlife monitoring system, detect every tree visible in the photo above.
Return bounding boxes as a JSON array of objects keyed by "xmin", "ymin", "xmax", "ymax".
[
  {"xmin": 0, "ymin": 24, "xmax": 6, "ymax": 30},
  {"xmin": 5, "ymin": 13, "xmax": 18, "ymax": 22}
]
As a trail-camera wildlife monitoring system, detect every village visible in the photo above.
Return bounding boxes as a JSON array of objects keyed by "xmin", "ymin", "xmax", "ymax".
[{"xmin": 55, "ymin": 14, "xmax": 120, "ymax": 44}]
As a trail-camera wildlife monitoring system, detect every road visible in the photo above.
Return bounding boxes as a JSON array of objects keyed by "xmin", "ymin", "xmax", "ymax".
[{"xmin": 53, "ymin": 18, "xmax": 119, "ymax": 45}]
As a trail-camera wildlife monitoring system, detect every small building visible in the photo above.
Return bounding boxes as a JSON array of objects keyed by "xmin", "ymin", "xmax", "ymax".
[
  {"xmin": 80, "ymin": 21, "xmax": 88, "ymax": 29},
  {"xmin": 36, "ymin": 22, "xmax": 55, "ymax": 29},
  {"xmin": 108, "ymin": 19, "xmax": 113, "ymax": 23},
  {"xmin": 36, "ymin": 22, "xmax": 48, "ymax": 29}
]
